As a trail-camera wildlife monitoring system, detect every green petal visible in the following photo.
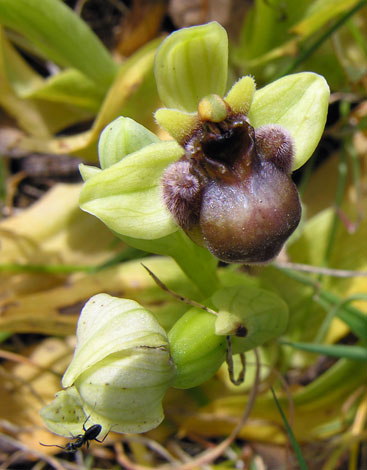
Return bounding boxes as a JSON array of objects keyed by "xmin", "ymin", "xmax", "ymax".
[
  {"xmin": 80, "ymin": 141, "xmax": 184, "ymax": 239},
  {"xmin": 40, "ymin": 388, "xmax": 86, "ymax": 438},
  {"xmin": 224, "ymin": 75, "xmax": 256, "ymax": 115},
  {"xmin": 98, "ymin": 116, "xmax": 159, "ymax": 169},
  {"xmin": 249, "ymin": 72, "xmax": 330, "ymax": 171},
  {"xmin": 154, "ymin": 22, "xmax": 228, "ymax": 112},
  {"xmin": 154, "ymin": 108, "xmax": 198, "ymax": 143}
]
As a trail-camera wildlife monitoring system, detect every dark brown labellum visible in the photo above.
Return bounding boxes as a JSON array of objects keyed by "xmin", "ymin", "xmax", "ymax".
[{"xmin": 162, "ymin": 109, "xmax": 301, "ymax": 264}]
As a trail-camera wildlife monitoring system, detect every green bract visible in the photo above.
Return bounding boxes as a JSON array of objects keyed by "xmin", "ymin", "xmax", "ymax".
[
  {"xmin": 41, "ymin": 294, "xmax": 176, "ymax": 437},
  {"xmin": 79, "ymin": 22, "xmax": 329, "ymax": 243},
  {"xmin": 213, "ymin": 286, "xmax": 289, "ymax": 352}
]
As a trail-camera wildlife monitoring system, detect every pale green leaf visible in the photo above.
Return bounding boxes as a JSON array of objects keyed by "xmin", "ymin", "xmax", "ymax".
[
  {"xmin": 291, "ymin": 0, "xmax": 361, "ymax": 38},
  {"xmin": 22, "ymin": 68, "xmax": 105, "ymax": 112},
  {"xmin": 0, "ymin": 0, "xmax": 117, "ymax": 88}
]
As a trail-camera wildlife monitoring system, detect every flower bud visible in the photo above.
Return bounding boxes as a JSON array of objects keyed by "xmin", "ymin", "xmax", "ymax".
[
  {"xmin": 41, "ymin": 294, "xmax": 176, "ymax": 437},
  {"xmin": 168, "ymin": 307, "xmax": 227, "ymax": 389}
]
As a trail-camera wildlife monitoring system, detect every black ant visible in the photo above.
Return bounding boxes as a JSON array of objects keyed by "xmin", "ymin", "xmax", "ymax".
[{"xmin": 40, "ymin": 417, "xmax": 106, "ymax": 453}]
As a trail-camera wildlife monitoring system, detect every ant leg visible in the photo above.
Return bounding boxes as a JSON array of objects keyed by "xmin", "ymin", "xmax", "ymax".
[
  {"xmin": 95, "ymin": 428, "xmax": 112, "ymax": 444},
  {"xmin": 82, "ymin": 415, "xmax": 91, "ymax": 432}
]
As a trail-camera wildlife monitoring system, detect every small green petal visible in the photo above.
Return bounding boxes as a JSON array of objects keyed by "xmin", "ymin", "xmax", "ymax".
[
  {"xmin": 154, "ymin": 108, "xmax": 199, "ymax": 143},
  {"xmin": 98, "ymin": 116, "xmax": 159, "ymax": 169},
  {"xmin": 80, "ymin": 141, "xmax": 184, "ymax": 240},
  {"xmin": 40, "ymin": 388, "xmax": 86, "ymax": 438},
  {"xmin": 79, "ymin": 163, "xmax": 102, "ymax": 181},
  {"xmin": 249, "ymin": 72, "xmax": 330, "ymax": 171},
  {"xmin": 154, "ymin": 22, "xmax": 228, "ymax": 112},
  {"xmin": 224, "ymin": 75, "xmax": 256, "ymax": 115}
]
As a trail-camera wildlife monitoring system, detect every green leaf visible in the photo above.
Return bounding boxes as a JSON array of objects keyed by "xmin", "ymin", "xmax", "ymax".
[
  {"xmin": 271, "ymin": 388, "xmax": 308, "ymax": 470},
  {"xmin": 249, "ymin": 72, "xmax": 330, "ymax": 170},
  {"xmin": 281, "ymin": 340, "xmax": 367, "ymax": 362},
  {"xmin": 0, "ymin": 0, "xmax": 117, "ymax": 88},
  {"xmin": 80, "ymin": 141, "xmax": 184, "ymax": 239},
  {"xmin": 154, "ymin": 22, "xmax": 228, "ymax": 112},
  {"xmin": 22, "ymin": 68, "xmax": 105, "ymax": 112},
  {"xmin": 0, "ymin": 28, "xmax": 92, "ymax": 137},
  {"xmin": 212, "ymin": 286, "xmax": 289, "ymax": 352},
  {"xmin": 291, "ymin": 0, "xmax": 362, "ymax": 38}
]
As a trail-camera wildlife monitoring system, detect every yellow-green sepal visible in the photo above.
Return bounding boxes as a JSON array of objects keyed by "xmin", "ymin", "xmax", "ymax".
[
  {"xmin": 98, "ymin": 116, "xmax": 159, "ymax": 169},
  {"xmin": 80, "ymin": 140, "xmax": 184, "ymax": 240},
  {"xmin": 249, "ymin": 72, "xmax": 330, "ymax": 171},
  {"xmin": 40, "ymin": 387, "xmax": 86, "ymax": 438},
  {"xmin": 154, "ymin": 22, "xmax": 228, "ymax": 112},
  {"xmin": 79, "ymin": 163, "xmax": 102, "ymax": 181}
]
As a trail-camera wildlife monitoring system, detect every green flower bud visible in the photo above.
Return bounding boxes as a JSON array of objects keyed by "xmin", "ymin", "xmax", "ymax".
[
  {"xmin": 41, "ymin": 294, "xmax": 176, "ymax": 437},
  {"xmin": 167, "ymin": 285, "xmax": 288, "ymax": 390},
  {"xmin": 168, "ymin": 307, "xmax": 226, "ymax": 389}
]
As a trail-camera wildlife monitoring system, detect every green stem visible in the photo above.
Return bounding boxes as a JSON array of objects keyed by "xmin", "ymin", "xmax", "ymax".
[{"xmin": 121, "ymin": 231, "xmax": 219, "ymax": 297}]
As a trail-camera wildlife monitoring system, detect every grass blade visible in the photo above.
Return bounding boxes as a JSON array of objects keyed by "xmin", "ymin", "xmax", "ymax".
[
  {"xmin": 271, "ymin": 387, "xmax": 308, "ymax": 470},
  {"xmin": 280, "ymin": 340, "xmax": 367, "ymax": 362}
]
